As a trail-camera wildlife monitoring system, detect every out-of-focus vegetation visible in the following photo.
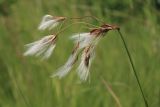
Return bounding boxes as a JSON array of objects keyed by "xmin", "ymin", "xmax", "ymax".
[{"xmin": 0, "ymin": 0, "xmax": 160, "ymax": 107}]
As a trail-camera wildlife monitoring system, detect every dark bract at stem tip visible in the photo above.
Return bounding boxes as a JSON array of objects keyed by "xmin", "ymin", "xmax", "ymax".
[{"xmin": 100, "ymin": 24, "xmax": 119, "ymax": 30}]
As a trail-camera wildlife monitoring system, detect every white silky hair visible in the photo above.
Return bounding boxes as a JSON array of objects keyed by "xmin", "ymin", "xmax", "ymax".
[
  {"xmin": 77, "ymin": 36, "xmax": 102, "ymax": 81},
  {"xmin": 52, "ymin": 32, "xmax": 102, "ymax": 81},
  {"xmin": 77, "ymin": 46, "xmax": 95, "ymax": 81},
  {"xmin": 52, "ymin": 49, "xmax": 79, "ymax": 78},
  {"xmin": 42, "ymin": 44, "xmax": 56, "ymax": 59},
  {"xmin": 24, "ymin": 35, "xmax": 56, "ymax": 59},
  {"xmin": 38, "ymin": 14, "xmax": 59, "ymax": 30},
  {"xmin": 70, "ymin": 33, "xmax": 95, "ymax": 49}
]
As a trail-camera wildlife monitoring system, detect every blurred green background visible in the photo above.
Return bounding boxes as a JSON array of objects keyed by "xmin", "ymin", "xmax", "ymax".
[{"xmin": 0, "ymin": 0, "xmax": 160, "ymax": 107}]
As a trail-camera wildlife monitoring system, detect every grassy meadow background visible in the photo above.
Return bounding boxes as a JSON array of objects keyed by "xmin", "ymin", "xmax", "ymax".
[{"xmin": 0, "ymin": 0, "xmax": 160, "ymax": 107}]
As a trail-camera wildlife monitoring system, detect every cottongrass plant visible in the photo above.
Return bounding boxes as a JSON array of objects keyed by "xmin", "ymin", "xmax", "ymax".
[
  {"xmin": 24, "ymin": 15, "xmax": 66, "ymax": 59},
  {"xmin": 38, "ymin": 15, "xmax": 66, "ymax": 30},
  {"xmin": 53, "ymin": 24, "xmax": 119, "ymax": 81},
  {"xmin": 24, "ymin": 34, "xmax": 57, "ymax": 59},
  {"xmin": 24, "ymin": 14, "xmax": 148, "ymax": 107}
]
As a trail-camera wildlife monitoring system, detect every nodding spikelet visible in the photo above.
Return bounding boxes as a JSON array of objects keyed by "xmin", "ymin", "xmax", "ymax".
[
  {"xmin": 77, "ymin": 46, "xmax": 95, "ymax": 81},
  {"xmin": 70, "ymin": 33, "xmax": 96, "ymax": 49},
  {"xmin": 53, "ymin": 32, "xmax": 95, "ymax": 79},
  {"xmin": 52, "ymin": 32, "xmax": 102, "ymax": 81},
  {"xmin": 77, "ymin": 34, "xmax": 102, "ymax": 81},
  {"xmin": 24, "ymin": 35, "xmax": 57, "ymax": 59},
  {"xmin": 52, "ymin": 44, "xmax": 79, "ymax": 78},
  {"xmin": 38, "ymin": 14, "xmax": 66, "ymax": 30},
  {"xmin": 24, "ymin": 14, "xmax": 121, "ymax": 82}
]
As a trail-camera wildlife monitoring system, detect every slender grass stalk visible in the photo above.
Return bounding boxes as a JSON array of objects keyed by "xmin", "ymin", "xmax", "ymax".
[
  {"xmin": 9, "ymin": 70, "xmax": 31, "ymax": 107},
  {"xmin": 101, "ymin": 77, "xmax": 122, "ymax": 107},
  {"xmin": 117, "ymin": 30, "xmax": 148, "ymax": 107}
]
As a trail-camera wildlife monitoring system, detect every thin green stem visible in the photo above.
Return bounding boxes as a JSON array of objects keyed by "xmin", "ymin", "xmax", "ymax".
[
  {"xmin": 117, "ymin": 30, "xmax": 148, "ymax": 107},
  {"xmin": 10, "ymin": 70, "xmax": 31, "ymax": 107},
  {"xmin": 101, "ymin": 77, "xmax": 122, "ymax": 107}
]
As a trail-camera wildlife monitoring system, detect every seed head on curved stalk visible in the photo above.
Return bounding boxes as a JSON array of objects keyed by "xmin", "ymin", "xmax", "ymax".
[
  {"xmin": 38, "ymin": 14, "xmax": 66, "ymax": 30},
  {"xmin": 53, "ymin": 23, "xmax": 119, "ymax": 81},
  {"xmin": 24, "ymin": 34, "xmax": 57, "ymax": 59},
  {"xmin": 25, "ymin": 14, "xmax": 119, "ymax": 80},
  {"xmin": 24, "ymin": 15, "xmax": 66, "ymax": 59},
  {"xmin": 24, "ymin": 15, "xmax": 148, "ymax": 107}
]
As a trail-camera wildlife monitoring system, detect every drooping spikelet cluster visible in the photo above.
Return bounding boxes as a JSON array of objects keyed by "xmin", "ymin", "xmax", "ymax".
[
  {"xmin": 24, "ymin": 15, "xmax": 66, "ymax": 59},
  {"xmin": 24, "ymin": 14, "xmax": 119, "ymax": 81}
]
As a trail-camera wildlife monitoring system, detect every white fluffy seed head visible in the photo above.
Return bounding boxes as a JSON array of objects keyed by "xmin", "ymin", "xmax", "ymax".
[
  {"xmin": 24, "ymin": 35, "xmax": 56, "ymax": 59},
  {"xmin": 77, "ymin": 35, "xmax": 102, "ymax": 81},
  {"xmin": 51, "ymin": 49, "xmax": 79, "ymax": 78},
  {"xmin": 70, "ymin": 33, "xmax": 96, "ymax": 49},
  {"xmin": 42, "ymin": 44, "xmax": 56, "ymax": 59},
  {"xmin": 38, "ymin": 14, "xmax": 65, "ymax": 31},
  {"xmin": 77, "ymin": 46, "xmax": 95, "ymax": 81},
  {"xmin": 51, "ymin": 32, "xmax": 102, "ymax": 81}
]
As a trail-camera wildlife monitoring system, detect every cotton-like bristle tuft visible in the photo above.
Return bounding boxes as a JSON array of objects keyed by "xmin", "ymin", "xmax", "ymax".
[
  {"xmin": 42, "ymin": 44, "xmax": 56, "ymax": 59},
  {"xmin": 70, "ymin": 33, "xmax": 95, "ymax": 49},
  {"xmin": 77, "ymin": 46, "xmax": 95, "ymax": 81},
  {"xmin": 52, "ymin": 50, "xmax": 79, "ymax": 78},
  {"xmin": 38, "ymin": 15, "xmax": 60, "ymax": 30},
  {"xmin": 24, "ymin": 35, "xmax": 56, "ymax": 59}
]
